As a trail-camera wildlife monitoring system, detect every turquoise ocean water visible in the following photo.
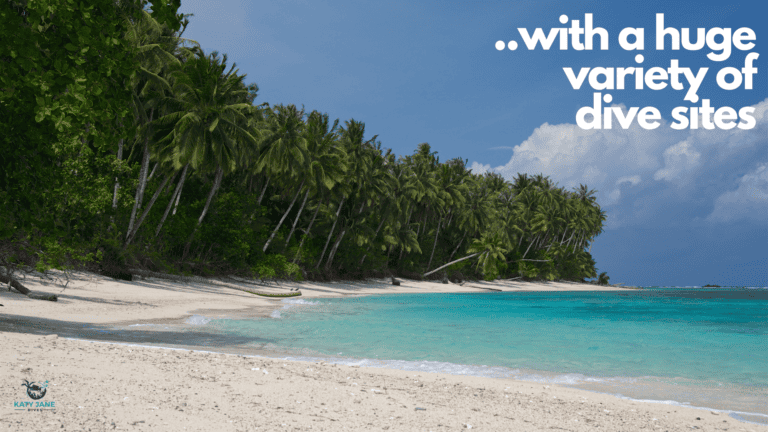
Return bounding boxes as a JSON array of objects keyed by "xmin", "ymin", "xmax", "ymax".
[{"xmin": 183, "ymin": 288, "xmax": 767, "ymax": 422}]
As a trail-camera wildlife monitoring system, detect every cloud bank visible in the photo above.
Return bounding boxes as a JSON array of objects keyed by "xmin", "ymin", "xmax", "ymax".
[{"xmin": 471, "ymin": 99, "xmax": 768, "ymax": 229}]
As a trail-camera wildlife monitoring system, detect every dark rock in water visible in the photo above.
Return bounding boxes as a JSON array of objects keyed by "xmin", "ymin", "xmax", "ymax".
[{"xmin": 391, "ymin": 277, "xmax": 400, "ymax": 286}]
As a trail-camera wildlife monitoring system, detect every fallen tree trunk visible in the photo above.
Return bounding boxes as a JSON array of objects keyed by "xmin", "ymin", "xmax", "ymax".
[
  {"xmin": 0, "ymin": 274, "xmax": 58, "ymax": 301},
  {"xmin": 423, "ymin": 252, "xmax": 481, "ymax": 278}
]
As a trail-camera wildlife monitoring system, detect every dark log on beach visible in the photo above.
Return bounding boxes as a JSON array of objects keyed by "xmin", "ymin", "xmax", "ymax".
[
  {"xmin": 0, "ymin": 273, "xmax": 31, "ymax": 294},
  {"xmin": 0, "ymin": 274, "xmax": 58, "ymax": 301}
]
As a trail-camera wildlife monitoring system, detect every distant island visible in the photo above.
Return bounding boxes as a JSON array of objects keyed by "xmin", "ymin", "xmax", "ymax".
[{"xmin": 703, "ymin": 284, "xmax": 722, "ymax": 287}]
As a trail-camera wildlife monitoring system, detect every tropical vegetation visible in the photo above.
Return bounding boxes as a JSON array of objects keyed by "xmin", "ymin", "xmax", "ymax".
[{"xmin": 0, "ymin": 0, "xmax": 608, "ymax": 286}]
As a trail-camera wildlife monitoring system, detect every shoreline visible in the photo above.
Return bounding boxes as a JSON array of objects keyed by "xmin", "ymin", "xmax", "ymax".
[
  {"xmin": 0, "ymin": 270, "xmax": 632, "ymax": 326},
  {"xmin": 2, "ymin": 271, "xmax": 766, "ymax": 430}
]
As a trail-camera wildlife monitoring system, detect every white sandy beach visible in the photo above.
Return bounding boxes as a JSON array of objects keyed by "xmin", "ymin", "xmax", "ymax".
[{"xmin": 0, "ymin": 272, "xmax": 764, "ymax": 431}]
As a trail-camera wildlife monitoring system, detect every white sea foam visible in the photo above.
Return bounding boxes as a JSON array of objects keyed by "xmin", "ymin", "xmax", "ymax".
[
  {"xmin": 270, "ymin": 298, "xmax": 321, "ymax": 319},
  {"xmin": 271, "ymin": 354, "xmax": 622, "ymax": 385},
  {"xmin": 612, "ymin": 394, "xmax": 768, "ymax": 424},
  {"xmin": 185, "ymin": 315, "xmax": 212, "ymax": 325}
]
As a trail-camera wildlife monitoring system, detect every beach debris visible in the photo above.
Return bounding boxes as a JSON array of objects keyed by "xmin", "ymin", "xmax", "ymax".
[
  {"xmin": 465, "ymin": 424, "xmax": 473, "ymax": 429},
  {"xmin": 391, "ymin": 277, "xmax": 400, "ymax": 286},
  {"xmin": 252, "ymin": 368, "xmax": 259, "ymax": 371},
  {"xmin": 415, "ymin": 407, "xmax": 426, "ymax": 411}
]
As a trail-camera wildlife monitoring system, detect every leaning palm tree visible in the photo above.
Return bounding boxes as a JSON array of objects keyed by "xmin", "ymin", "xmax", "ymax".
[
  {"xmin": 258, "ymin": 104, "xmax": 309, "ymax": 253},
  {"xmin": 155, "ymin": 50, "xmax": 259, "ymax": 260},
  {"xmin": 121, "ymin": 9, "xmax": 183, "ymax": 245},
  {"xmin": 289, "ymin": 111, "xmax": 347, "ymax": 260}
]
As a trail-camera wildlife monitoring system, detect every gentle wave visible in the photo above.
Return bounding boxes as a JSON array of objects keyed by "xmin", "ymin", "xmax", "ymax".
[
  {"xmin": 273, "ymin": 353, "xmax": 629, "ymax": 384},
  {"xmin": 184, "ymin": 315, "xmax": 213, "ymax": 325},
  {"xmin": 271, "ymin": 352, "xmax": 768, "ymax": 424},
  {"xmin": 270, "ymin": 298, "xmax": 321, "ymax": 319}
]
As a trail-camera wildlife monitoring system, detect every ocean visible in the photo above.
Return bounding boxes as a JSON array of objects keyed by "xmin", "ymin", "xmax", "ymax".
[{"xmin": 187, "ymin": 288, "xmax": 768, "ymax": 424}]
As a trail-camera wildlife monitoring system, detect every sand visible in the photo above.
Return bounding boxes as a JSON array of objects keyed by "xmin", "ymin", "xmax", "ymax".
[{"xmin": 0, "ymin": 271, "xmax": 764, "ymax": 431}]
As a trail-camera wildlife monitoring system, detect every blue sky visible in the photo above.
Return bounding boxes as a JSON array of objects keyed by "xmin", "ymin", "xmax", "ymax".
[{"xmin": 178, "ymin": 0, "xmax": 767, "ymax": 286}]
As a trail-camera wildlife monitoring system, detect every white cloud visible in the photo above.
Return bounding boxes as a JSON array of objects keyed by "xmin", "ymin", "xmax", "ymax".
[
  {"xmin": 707, "ymin": 164, "xmax": 768, "ymax": 223},
  {"xmin": 471, "ymin": 99, "xmax": 768, "ymax": 227},
  {"xmin": 486, "ymin": 115, "xmax": 680, "ymax": 205},
  {"xmin": 469, "ymin": 161, "xmax": 491, "ymax": 174},
  {"xmin": 606, "ymin": 175, "xmax": 643, "ymax": 206},
  {"xmin": 616, "ymin": 175, "xmax": 641, "ymax": 186},
  {"xmin": 653, "ymin": 140, "xmax": 702, "ymax": 182}
]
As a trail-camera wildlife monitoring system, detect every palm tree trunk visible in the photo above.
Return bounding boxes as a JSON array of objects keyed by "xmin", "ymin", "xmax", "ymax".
[
  {"xmin": 316, "ymin": 196, "xmax": 345, "ymax": 268},
  {"xmin": 285, "ymin": 190, "xmax": 309, "ymax": 247},
  {"xmin": 147, "ymin": 162, "xmax": 158, "ymax": 181},
  {"xmin": 293, "ymin": 199, "xmax": 323, "ymax": 264},
  {"xmin": 257, "ymin": 176, "xmax": 270, "ymax": 204},
  {"xmin": 263, "ymin": 180, "xmax": 305, "ymax": 253},
  {"xmin": 124, "ymin": 171, "xmax": 175, "ymax": 248},
  {"xmin": 397, "ymin": 207, "xmax": 414, "ymax": 265},
  {"xmin": 126, "ymin": 137, "xmax": 151, "ymax": 242},
  {"xmin": 423, "ymin": 252, "xmax": 481, "ymax": 278},
  {"xmin": 182, "ymin": 166, "xmax": 224, "ymax": 261},
  {"xmin": 171, "ymin": 167, "xmax": 188, "ymax": 216},
  {"xmin": 426, "ymin": 215, "xmax": 443, "ymax": 271},
  {"xmin": 111, "ymin": 138, "xmax": 124, "ymax": 211},
  {"xmin": 125, "ymin": 108, "xmax": 154, "ymax": 241},
  {"xmin": 324, "ymin": 228, "xmax": 347, "ymax": 271},
  {"xmin": 521, "ymin": 237, "xmax": 536, "ymax": 260},
  {"xmin": 155, "ymin": 164, "xmax": 188, "ymax": 238},
  {"xmin": 449, "ymin": 233, "xmax": 466, "ymax": 262},
  {"xmin": 359, "ymin": 213, "xmax": 389, "ymax": 266}
]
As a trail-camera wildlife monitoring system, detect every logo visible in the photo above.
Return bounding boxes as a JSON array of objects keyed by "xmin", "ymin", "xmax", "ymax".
[
  {"xmin": 13, "ymin": 380, "xmax": 56, "ymax": 411},
  {"xmin": 21, "ymin": 380, "xmax": 47, "ymax": 400}
]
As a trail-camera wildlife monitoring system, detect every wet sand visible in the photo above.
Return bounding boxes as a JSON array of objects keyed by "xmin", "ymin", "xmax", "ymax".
[{"xmin": 1, "ymin": 271, "xmax": 762, "ymax": 431}]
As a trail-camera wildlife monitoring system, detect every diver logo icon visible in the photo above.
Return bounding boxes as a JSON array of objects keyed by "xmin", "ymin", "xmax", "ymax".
[{"xmin": 21, "ymin": 380, "xmax": 48, "ymax": 400}]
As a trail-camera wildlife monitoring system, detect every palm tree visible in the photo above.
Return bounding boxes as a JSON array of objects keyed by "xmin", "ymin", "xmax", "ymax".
[
  {"xmin": 468, "ymin": 233, "xmax": 509, "ymax": 278},
  {"xmin": 155, "ymin": 50, "xmax": 259, "ymax": 259},
  {"xmin": 316, "ymin": 119, "xmax": 375, "ymax": 270},
  {"xmin": 121, "ymin": 10, "xmax": 183, "ymax": 245},
  {"xmin": 597, "ymin": 271, "xmax": 610, "ymax": 285},
  {"xmin": 259, "ymin": 104, "xmax": 309, "ymax": 253},
  {"xmin": 291, "ymin": 111, "xmax": 347, "ymax": 261}
]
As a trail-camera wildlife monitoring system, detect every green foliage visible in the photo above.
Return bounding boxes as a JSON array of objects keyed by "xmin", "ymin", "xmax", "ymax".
[
  {"xmin": 252, "ymin": 255, "xmax": 301, "ymax": 280},
  {"xmin": 1, "ymin": 0, "xmax": 608, "ymax": 284},
  {"xmin": 597, "ymin": 272, "xmax": 610, "ymax": 285},
  {"xmin": 0, "ymin": 0, "xmax": 139, "ymax": 232},
  {"xmin": 34, "ymin": 239, "xmax": 100, "ymax": 273}
]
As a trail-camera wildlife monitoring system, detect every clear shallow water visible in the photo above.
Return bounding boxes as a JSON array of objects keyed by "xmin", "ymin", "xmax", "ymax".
[{"xmin": 196, "ymin": 289, "xmax": 767, "ymax": 420}]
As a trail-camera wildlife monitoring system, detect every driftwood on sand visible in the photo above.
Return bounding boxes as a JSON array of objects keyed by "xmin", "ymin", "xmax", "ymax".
[{"xmin": 0, "ymin": 273, "xmax": 58, "ymax": 301}]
